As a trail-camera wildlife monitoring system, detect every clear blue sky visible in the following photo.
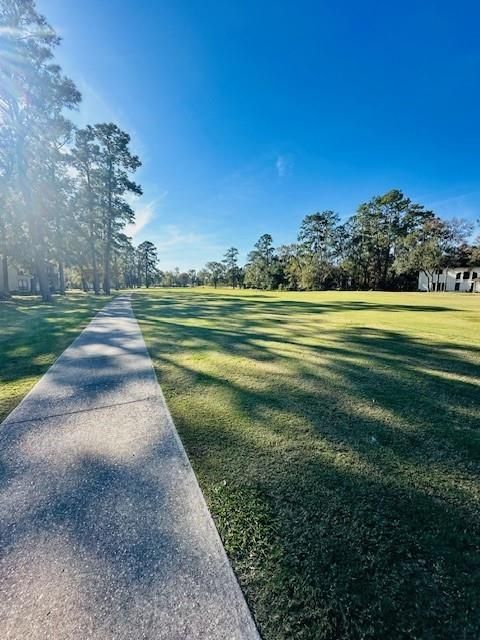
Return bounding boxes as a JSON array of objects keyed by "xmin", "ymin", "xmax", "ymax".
[{"xmin": 41, "ymin": 0, "xmax": 480, "ymax": 270}]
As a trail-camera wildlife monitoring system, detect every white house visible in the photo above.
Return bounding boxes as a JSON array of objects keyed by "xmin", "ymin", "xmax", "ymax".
[
  {"xmin": 0, "ymin": 262, "xmax": 34, "ymax": 293},
  {"xmin": 418, "ymin": 267, "xmax": 480, "ymax": 293}
]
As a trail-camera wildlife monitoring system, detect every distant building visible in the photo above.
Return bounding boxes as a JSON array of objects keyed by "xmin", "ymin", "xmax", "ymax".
[
  {"xmin": 0, "ymin": 262, "xmax": 34, "ymax": 293},
  {"xmin": 0, "ymin": 258, "xmax": 61, "ymax": 294},
  {"xmin": 418, "ymin": 267, "xmax": 480, "ymax": 292}
]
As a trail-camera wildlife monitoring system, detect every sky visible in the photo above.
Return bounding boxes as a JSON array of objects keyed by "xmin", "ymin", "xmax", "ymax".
[{"xmin": 40, "ymin": 0, "xmax": 480, "ymax": 270}]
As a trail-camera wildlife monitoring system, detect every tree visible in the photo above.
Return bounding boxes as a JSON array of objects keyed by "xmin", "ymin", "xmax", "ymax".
[
  {"xmin": 196, "ymin": 268, "xmax": 209, "ymax": 286},
  {"xmin": 394, "ymin": 217, "xmax": 470, "ymax": 291},
  {"xmin": 297, "ymin": 211, "xmax": 340, "ymax": 289},
  {"xmin": 0, "ymin": 0, "xmax": 81, "ymax": 300},
  {"xmin": 44, "ymin": 117, "xmax": 77, "ymax": 294},
  {"xmin": 71, "ymin": 126, "xmax": 102, "ymax": 294},
  {"xmin": 244, "ymin": 234, "xmax": 277, "ymax": 289},
  {"xmin": 188, "ymin": 269, "xmax": 197, "ymax": 286},
  {"xmin": 137, "ymin": 240, "xmax": 158, "ymax": 288},
  {"xmin": 278, "ymin": 244, "xmax": 302, "ymax": 290},
  {"xmin": 0, "ymin": 126, "xmax": 15, "ymax": 297},
  {"xmin": 345, "ymin": 190, "xmax": 434, "ymax": 290},
  {"xmin": 470, "ymin": 236, "xmax": 480, "ymax": 266},
  {"xmin": 205, "ymin": 261, "xmax": 225, "ymax": 288},
  {"xmin": 223, "ymin": 247, "xmax": 239, "ymax": 288},
  {"xmin": 93, "ymin": 123, "xmax": 142, "ymax": 295}
]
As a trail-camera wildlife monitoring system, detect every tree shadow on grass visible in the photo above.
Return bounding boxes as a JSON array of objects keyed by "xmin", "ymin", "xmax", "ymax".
[
  {"xmin": 0, "ymin": 297, "xmax": 253, "ymax": 638},
  {"xmin": 0, "ymin": 294, "xmax": 111, "ymax": 423},
  {"xmin": 133, "ymin": 291, "xmax": 480, "ymax": 640}
]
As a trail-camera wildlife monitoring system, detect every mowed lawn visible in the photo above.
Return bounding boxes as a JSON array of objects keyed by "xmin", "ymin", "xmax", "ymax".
[
  {"xmin": 0, "ymin": 294, "xmax": 111, "ymax": 424},
  {"xmin": 133, "ymin": 288, "xmax": 480, "ymax": 640}
]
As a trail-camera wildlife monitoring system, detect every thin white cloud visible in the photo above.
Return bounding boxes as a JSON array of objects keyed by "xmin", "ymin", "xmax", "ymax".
[
  {"xmin": 125, "ymin": 201, "xmax": 156, "ymax": 238},
  {"xmin": 125, "ymin": 191, "xmax": 167, "ymax": 238},
  {"xmin": 276, "ymin": 154, "xmax": 293, "ymax": 178}
]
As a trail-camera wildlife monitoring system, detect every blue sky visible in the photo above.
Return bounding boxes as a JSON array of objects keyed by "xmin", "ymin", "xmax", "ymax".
[{"xmin": 41, "ymin": 0, "xmax": 480, "ymax": 270}]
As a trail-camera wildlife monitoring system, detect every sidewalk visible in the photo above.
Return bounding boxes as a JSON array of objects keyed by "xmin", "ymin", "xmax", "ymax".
[{"xmin": 0, "ymin": 295, "xmax": 260, "ymax": 640}]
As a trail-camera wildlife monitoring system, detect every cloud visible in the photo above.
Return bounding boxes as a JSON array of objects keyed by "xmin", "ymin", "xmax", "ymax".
[
  {"xmin": 276, "ymin": 155, "xmax": 293, "ymax": 178},
  {"xmin": 125, "ymin": 201, "xmax": 156, "ymax": 237},
  {"xmin": 124, "ymin": 191, "xmax": 167, "ymax": 238}
]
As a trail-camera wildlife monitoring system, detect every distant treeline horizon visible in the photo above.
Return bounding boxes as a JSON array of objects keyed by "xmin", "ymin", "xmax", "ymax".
[
  {"xmin": 155, "ymin": 190, "xmax": 479, "ymax": 292},
  {"xmin": 1, "ymin": 2, "xmax": 479, "ymax": 299}
]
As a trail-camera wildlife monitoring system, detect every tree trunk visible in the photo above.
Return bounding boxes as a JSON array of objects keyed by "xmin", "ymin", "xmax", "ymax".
[
  {"xmin": 30, "ymin": 216, "xmax": 51, "ymax": 302},
  {"xmin": 103, "ymin": 230, "xmax": 111, "ymax": 295},
  {"xmin": 19, "ymin": 171, "xmax": 51, "ymax": 302},
  {"xmin": 1, "ymin": 253, "xmax": 9, "ymax": 297},
  {"xmin": 34, "ymin": 249, "xmax": 52, "ymax": 302},
  {"xmin": 103, "ymin": 159, "xmax": 113, "ymax": 296},
  {"xmin": 90, "ymin": 236, "xmax": 100, "ymax": 294},
  {"xmin": 58, "ymin": 261, "xmax": 65, "ymax": 295},
  {"xmin": 86, "ymin": 171, "xmax": 100, "ymax": 295},
  {"xmin": 0, "ymin": 215, "xmax": 9, "ymax": 296},
  {"xmin": 80, "ymin": 269, "xmax": 89, "ymax": 293}
]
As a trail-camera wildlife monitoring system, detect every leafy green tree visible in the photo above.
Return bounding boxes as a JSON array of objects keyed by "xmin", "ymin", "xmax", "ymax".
[
  {"xmin": 188, "ymin": 269, "xmax": 197, "ymax": 286},
  {"xmin": 395, "ymin": 217, "xmax": 470, "ymax": 290},
  {"xmin": 0, "ymin": 0, "xmax": 81, "ymax": 300},
  {"xmin": 278, "ymin": 244, "xmax": 302, "ymax": 290},
  {"xmin": 44, "ymin": 118, "xmax": 77, "ymax": 294},
  {"xmin": 245, "ymin": 234, "xmax": 277, "ymax": 289},
  {"xmin": 0, "ymin": 127, "xmax": 15, "ymax": 296},
  {"xmin": 223, "ymin": 247, "xmax": 239, "ymax": 288},
  {"xmin": 93, "ymin": 123, "xmax": 142, "ymax": 295},
  {"xmin": 297, "ymin": 211, "xmax": 339, "ymax": 289},
  {"xmin": 71, "ymin": 126, "xmax": 103, "ymax": 294},
  {"xmin": 298, "ymin": 211, "xmax": 339, "ymax": 258},
  {"xmin": 196, "ymin": 268, "xmax": 209, "ymax": 286},
  {"xmin": 346, "ymin": 190, "xmax": 434, "ymax": 290},
  {"xmin": 205, "ymin": 261, "xmax": 225, "ymax": 288},
  {"xmin": 137, "ymin": 240, "xmax": 158, "ymax": 288},
  {"xmin": 178, "ymin": 272, "xmax": 189, "ymax": 287},
  {"xmin": 470, "ymin": 236, "xmax": 480, "ymax": 266}
]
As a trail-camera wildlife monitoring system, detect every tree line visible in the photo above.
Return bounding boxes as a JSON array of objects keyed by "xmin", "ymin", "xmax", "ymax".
[
  {"xmin": 2, "ymin": 3, "xmax": 479, "ymax": 299},
  {"xmin": 0, "ymin": 0, "xmax": 159, "ymax": 301},
  {"xmin": 179, "ymin": 190, "xmax": 478, "ymax": 291}
]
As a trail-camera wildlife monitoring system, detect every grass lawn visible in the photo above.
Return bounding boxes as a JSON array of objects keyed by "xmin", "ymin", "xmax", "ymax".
[
  {"xmin": 133, "ymin": 288, "xmax": 480, "ymax": 640},
  {"xmin": 0, "ymin": 293, "xmax": 111, "ymax": 424}
]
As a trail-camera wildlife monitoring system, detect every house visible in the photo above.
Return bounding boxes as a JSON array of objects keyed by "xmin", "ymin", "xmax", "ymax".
[
  {"xmin": 0, "ymin": 256, "xmax": 62, "ymax": 295},
  {"xmin": 0, "ymin": 261, "xmax": 34, "ymax": 293},
  {"xmin": 418, "ymin": 267, "xmax": 480, "ymax": 292}
]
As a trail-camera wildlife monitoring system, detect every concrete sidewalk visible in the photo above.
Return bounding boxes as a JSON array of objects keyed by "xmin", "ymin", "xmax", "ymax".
[{"xmin": 0, "ymin": 296, "xmax": 260, "ymax": 639}]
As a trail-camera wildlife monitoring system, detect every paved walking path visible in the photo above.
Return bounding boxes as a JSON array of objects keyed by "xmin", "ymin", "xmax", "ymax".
[{"xmin": 0, "ymin": 296, "xmax": 259, "ymax": 640}]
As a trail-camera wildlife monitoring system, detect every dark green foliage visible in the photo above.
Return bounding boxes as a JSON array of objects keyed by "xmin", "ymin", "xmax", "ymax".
[
  {"xmin": 137, "ymin": 240, "xmax": 158, "ymax": 287},
  {"xmin": 0, "ymin": 1, "xmax": 150, "ymax": 299}
]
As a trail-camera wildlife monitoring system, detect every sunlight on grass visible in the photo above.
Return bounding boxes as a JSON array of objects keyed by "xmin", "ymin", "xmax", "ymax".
[
  {"xmin": 134, "ymin": 288, "xmax": 480, "ymax": 640},
  {"xmin": 0, "ymin": 294, "xmax": 111, "ymax": 423}
]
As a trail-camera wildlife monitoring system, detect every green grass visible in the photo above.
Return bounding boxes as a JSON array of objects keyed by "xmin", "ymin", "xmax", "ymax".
[
  {"xmin": 133, "ymin": 288, "xmax": 480, "ymax": 640},
  {"xmin": 0, "ymin": 293, "xmax": 112, "ymax": 423}
]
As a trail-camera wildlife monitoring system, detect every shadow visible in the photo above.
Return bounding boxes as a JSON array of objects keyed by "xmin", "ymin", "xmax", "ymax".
[
  {"xmin": 132, "ymin": 290, "xmax": 480, "ymax": 640},
  {"xmin": 0, "ymin": 295, "xmax": 254, "ymax": 638},
  {"xmin": 0, "ymin": 293, "xmax": 112, "ymax": 424}
]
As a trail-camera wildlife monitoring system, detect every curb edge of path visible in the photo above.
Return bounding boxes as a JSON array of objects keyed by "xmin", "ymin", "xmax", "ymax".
[{"xmin": 130, "ymin": 291, "xmax": 262, "ymax": 640}]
